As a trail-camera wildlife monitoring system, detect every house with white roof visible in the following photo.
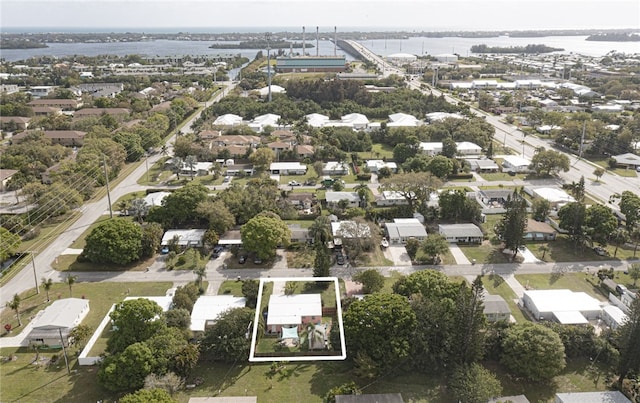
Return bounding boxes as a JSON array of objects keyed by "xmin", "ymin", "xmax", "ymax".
[
  {"xmin": 425, "ymin": 112, "xmax": 465, "ymax": 122},
  {"xmin": 269, "ymin": 161, "xmax": 307, "ymax": 175},
  {"xmin": 375, "ymin": 190, "xmax": 409, "ymax": 207},
  {"xmin": 213, "ymin": 113, "xmax": 243, "ymax": 127},
  {"xmin": 143, "ymin": 191, "xmax": 171, "ymax": 207},
  {"xmin": 326, "ymin": 192, "xmax": 360, "ymax": 208},
  {"xmin": 190, "ymin": 295, "xmax": 247, "ymax": 332},
  {"xmin": 257, "ymin": 85, "xmax": 285, "ymax": 97},
  {"xmin": 248, "ymin": 113, "xmax": 281, "ymax": 133},
  {"xmin": 522, "ymin": 289, "xmax": 602, "ymax": 323},
  {"xmin": 439, "ymin": 223, "xmax": 483, "ymax": 244},
  {"xmin": 385, "ymin": 218, "xmax": 428, "ymax": 244},
  {"xmin": 555, "ymin": 391, "xmax": 630, "ymax": 403},
  {"xmin": 306, "ymin": 113, "xmax": 330, "ymax": 128},
  {"xmin": 161, "ymin": 229, "xmax": 207, "ymax": 247},
  {"xmin": 502, "ymin": 155, "xmax": 532, "ymax": 173},
  {"xmin": 323, "ymin": 161, "xmax": 349, "ymax": 175},
  {"xmin": 530, "ymin": 187, "xmax": 575, "ymax": 209},
  {"xmin": 340, "ymin": 113, "xmax": 369, "ymax": 130},
  {"xmin": 387, "ymin": 113, "xmax": 421, "ymax": 127},
  {"xmin": 266, "ymin": 294, "xmax": 322, "ymax": 333},
  {"xmin": 419, "ymin": 141, "xmax": 482, "ymax": 156},
  {"xmin": 28, "ymin": 298, "xmax": 90, "ymax": 347},
  {"xmin": 366, "ymin": 160, "xmax": 398, "ymax": 173}
]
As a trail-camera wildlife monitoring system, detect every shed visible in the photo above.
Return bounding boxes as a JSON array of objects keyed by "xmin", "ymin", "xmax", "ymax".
[
  {"xmin": 602, "ymin": 305, "xmax": 627, "ymax": 330},
  {"xmin": 190, "ymin": 296, "xmax": 247, "ymax": 332}
]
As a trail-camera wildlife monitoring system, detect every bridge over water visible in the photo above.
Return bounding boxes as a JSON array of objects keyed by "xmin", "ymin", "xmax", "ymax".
[{"xmin": 336, "ymin": 39, "xmax": 403, "ymax": 77}]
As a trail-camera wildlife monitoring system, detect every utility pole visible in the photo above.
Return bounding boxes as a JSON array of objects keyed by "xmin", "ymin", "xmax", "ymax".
[
  {"xmin": 31, "ymin": 251, "xmax": 39, "ymax": 294},
  {"xmin": 103, "ymin": 156, "xmax": 113, "ymax": 218},
  {"xmin": 266, "ymin": 32, "xmax": 272, "ymax": 103}
]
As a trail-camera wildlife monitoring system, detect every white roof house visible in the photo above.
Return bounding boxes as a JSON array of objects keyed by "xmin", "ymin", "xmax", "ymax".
[
  {"xmin": 323, "ymin": 161, "xmax": 349, "ymax": 175},
  {"xmin": 305, "ymin": 113, "xmax": 330, "ymax": 128},
  {"xmin": 326, "ymin": 192, "xmax": 360, "ymax": 208},
  {"xmin": 29, "ymin": 298, "xmax": 90, "ymax": 346},
  {"xmin": 124, "ymin": 296, "xmax": 173, "ymax": 312},
  {"xmin": 143, "ymin": 191, "xmax": 170, "ymax": 207},
  {"xmin": 248, "ymin": 113, "xmax": 281, "ymax": 133},
  {"xmin": 419, "ymin": 141, "xmax": 482, "ymax": 156},
  {"xmin": 375, "ymin": 190, "xmax": 410, "ymax": 207},
  {"xmin": 366, "ymin": 160, "xmax": 398, "ymax": 173},
  {"xmin": 161, "ymin": 229, "xmax": 207, "ymax": 247},
  {"xmin": 331, "ymin": 221, "xmax": 372, "ymax": 239},
  {"xmin": 341, "ymin": 113, "xmax": 369, "ymax": 129},
  {"xmin": 32, "ymin": 298, "xmax": 90, "ymax": 331},
  {"xmin": 419, "ymin": 142, "xmax": 443, "ymax": 155},
  {"xmin": 522, "ymin": 289, "xmax": 602, "ymax": 322},
  {"xmin": 213, "ymin": 113, "xmax": 243, "ymax": 126},
  {"xmin": 387, "ymin": 113, "xmax": 421, "ymax": 127},
  {"xmin": 555, "ymin": 391, "xmax": 630, "ymax": 403},
  {"xmin": 425, "ymin": 112, "xmax": 465, "ymax": 122},
  {"xmin": 531, "ymin": 187, "xmax": 575, "ymax": 206},
  {"xmin": 502, "ymin": 155, "xmax": 532, "ymax": 172},
  {"xmin": 269, "ymin": 161, "xmax": 307, "ymax": 175},
  {"xmin": 257, "ymin": 85, "xmax": 286, "ymax": 97},
  {"xmin": 385, "ymin": 218, "xmax": 428, "ymax": 244},
  {"xmin": 439, "ymin": 223, "xmax": 483, "ymax": 243},
  {"xmin": 190, "ymin": 295, "xmax": 247, "ymax": 332},
  {"xmin": 602, "ymin": 305, "xmax": 628, "ymax": 330},
  {"xmin": 267, "ymin": 294, "xmax": 322, "ymax": 326}
]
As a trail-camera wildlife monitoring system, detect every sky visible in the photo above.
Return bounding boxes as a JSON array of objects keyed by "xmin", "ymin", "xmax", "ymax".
[{"xmin": 1, "ymin": 0, "xmax": 639, "ymax": 32}]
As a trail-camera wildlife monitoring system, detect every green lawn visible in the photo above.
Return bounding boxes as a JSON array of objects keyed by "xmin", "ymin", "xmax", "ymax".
[
  {"xmin": 592, "ymin": 157, "xmax": 638, "ymax": 178},
  {"xmin": 218, "ymin": 280, "xmax": 245, "ymax": 296},
  {"xmin": 52, "ymin": 254, "xmax": 157, "ymax": 272},
  {"xmin": 478, "ymin": 172, "xmax": 528, "ymax": 181},
  {"xmin": 528, "ymin": 235, "xmax": 640, "ymax": 263},
  {"xmin": 356, "ymin": 143, "xmax": 394, "ymax": 160},
  {"xmin": 481, "ymin": 274, "xmax": 528, "ymax": 323},
  {"xmin": 515, "ymin": 272, "xmax": 607, "ymax": 301},
  {"xmin": 286, "ymin": 246, "xmax": 316, "ymax": 269},
  {"xmin": 459, "ymin": 243, "xmax": 510, "ymax": 264},
  {"xmin": 136, "ymin": 156, "xmax": 171, "ymax": 186}
]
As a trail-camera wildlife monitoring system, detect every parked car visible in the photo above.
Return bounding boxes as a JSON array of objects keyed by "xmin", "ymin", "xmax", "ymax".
[
  {"xmin": 288, "ymin": 180, "xmax": 301, "ymax": 186},
  {"xmin": 593, "ymin": 246, "xmax": 608, "ymax": 256},
  {"xmin": 238, "ymin": 255, "xmax": 246, "ymax": 264},
  {"xmin": 161, "ymin": 246, "xmax": 170, "ymax": 254},
  {"xmin": 253, "ymin": 257, "xmax": 262, "ymax": 264},
  {"xmin": 616, "ymin": 284, "xmax": 628, "ymax": 295},
  {"xmin": 336, "ymin": 253, "xmax": 345, "ymax": 265},
  {"xmin": 211, "ymin": 246, "xmax": 224, "ymax": 258},
  {"xmin": 223, "ymin": 176, "xmax": 231, "ymax": 183}
]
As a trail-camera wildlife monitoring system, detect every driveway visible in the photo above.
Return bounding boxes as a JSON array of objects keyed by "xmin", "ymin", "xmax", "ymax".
[
  {"xmin": 448, "ymin": 243, "xmax": 471, "ymax": 264},
  {"xmin": 384, "ymin": 246, "xmax": 412, "ymax": 266}
]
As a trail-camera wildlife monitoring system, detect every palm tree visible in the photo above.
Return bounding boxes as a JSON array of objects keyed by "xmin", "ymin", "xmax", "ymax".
[
  {"xmin": 355, "ymin": 183, "xmax": 369, "ymax": 208},
  {"xmin": 309, "ymin": 216, "xmax": 332, "ymax": 245},
  {"xmin": 611, "ymin": 228, "xmax": 629, "ymax": 257},
  {"xmin": 6, "ymin": 294, "xmax": 22, "ymax": 327},
  {"xmin": 65, "ymin": 274, "xmax": 78, "ymax": 298},
  {"xmin": 172, "ymin": 156, "xmax": 184, "ymax": 180},
  {"xmin": 538, "ymin": 245, "xmax": 550, "ymax": 261},
  {"xmin": 130, "ymin": 198, "xmax": 150, "ymax": 224},
  {"xmin": 41, "ymin": 277, "xmax": 53, "ymax": 302},
  {"xmin": 185, "ymin": 155, "xmax": 198, "ymax": 181}
]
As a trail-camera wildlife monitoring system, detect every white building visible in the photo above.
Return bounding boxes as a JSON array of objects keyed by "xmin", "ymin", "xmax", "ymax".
[
  {"xmin": 143, "ymin": 191, "xmax": 170, "ymax": 207},
  {"xmin": 555, "ymin": 391, "xmax": 630, "ymax": 403},
  {"xmin": 248, "ymin": 113, "xmax": 281, "ymax": 133},
  {"xmin": 325, "ymin": 192, "xmax": 360, "ymax": 208},
  {"xmin": 425, "ymin": 112, "xmax": 465, "ymax": 122},
  {"xmin": 322, "ymin": 161, "xmax": 349, "ymax": 176},
  {"xmin": 161, "ymin": 229, "xmax": 207, "ymax": 247},
  {"xmin": 387, "ymin": 112, "xmax": 421, "ymax": 127},
  {"xmin": 29, "ymin": 298, "xmax": 90, "ymax": 347},
  {"xmin": 266, "ymin": 294, "xmax": 322, "ymax": 334},
  {"xmin": 439, "ymin": 223, "xmax": 483, "ymax": 244},
  {"xmin": 602, "ymin": 305, "xmax": 627, "ymax": 330},
  {"xmin": 213, "ymin": 113, "xmax": 243, "ymax": 126},
  {"xmin": 385, "ymin": 218, "xmax": 428, "ymax": 244},
  {"xmin": 530, "ymin": 187, "xmax": 575, "ymax": 209},
  {"xmin": 502, "ymin": 155, "xmax": 532, "ymax": 172},
  {"xmin": 190, "ymin": 296, "xmax": 247, "ymax": 332},
  {"xmin": 269, "ymin": 162, "xmax": 307, "ymax": 175},
  {"xmin": 366, "ymin": 160, "xmax": 398, "ymax": 173},
  {"xmin": 375, "ymin": 190, "xmax": 409, "ymax": 207},
  {"xmin": 305, "ymin": 113, "xmax": 330, "ymax": 128},
  {"xmin": 418, "ymin": 141, "xmax": 482, "ymax": 156},
  {"xmin": 522, "ymin": 289, "xmax": 602, "ymax": 323}
]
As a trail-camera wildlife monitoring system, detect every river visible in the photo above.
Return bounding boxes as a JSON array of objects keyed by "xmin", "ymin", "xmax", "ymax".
[{"xmin": 1, "ymin": 35, "xmax": 637, "ymax": 62}]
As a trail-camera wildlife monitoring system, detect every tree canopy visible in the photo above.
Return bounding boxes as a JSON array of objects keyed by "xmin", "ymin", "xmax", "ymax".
[
  {"xmin": 107, "ymin": 298, "xmax": 165, "ymax": 354},
  {"xmin": 240, "ymin": 212, "xmax": 290, "ymax": 260},
  {"xmin": 201, "ymin": 307, "xmax": 255, "ymax": 362},
  {"xmin": 500, "ymin": 323, "xmax": 566, "ymax": 381},
  {"xmin": 82, "ymin": 219, "xmax": 142, "ymax": 265},
  {"xmin": 343, "ymin": 293, "xmax": 416, "ymax": 374}
]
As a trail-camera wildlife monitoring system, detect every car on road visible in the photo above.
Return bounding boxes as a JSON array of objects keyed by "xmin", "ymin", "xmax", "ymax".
[
  {"xmin": 288, "ymin": 180, "xmax": 301, "ymax": 186},
  {"xmin": 593, "ymin": 246, "xmax": 608, "ymax": 256}
]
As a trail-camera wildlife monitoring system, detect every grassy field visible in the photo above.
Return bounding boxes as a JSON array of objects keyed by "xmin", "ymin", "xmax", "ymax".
[
  {"xmin": 356, "ymin": 143, "xmax": 394, "ymax": 160},
  {"xmin": 592, "ymin": 158, "xmax": 638, "ymax": 178},
  {"xmin": 286, "ymin": 247, "xmax": 316, "ymax": 268},
  {"xmin": 218, "ymin": 280, "xmax": 245, "ymax": 296},
  {"xmin": 515, "ymin": 272, "xmax": 607, "ymax": 301},
  {"xmin": 527, "ymin": 236, "xmax": 640, "ymax": 263},
  {"xmin": 0, "ymin": 282, "xmax": 173, "ymax": 403},
  {"xmin": 52, "ymin": 253, "xmax": 157, "ymax": 272}
]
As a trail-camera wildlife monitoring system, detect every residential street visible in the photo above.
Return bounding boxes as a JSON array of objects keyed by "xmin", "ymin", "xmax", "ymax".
[{"xmin": 0, "ymin": 83, "xmax": 235, "ymax": 308}]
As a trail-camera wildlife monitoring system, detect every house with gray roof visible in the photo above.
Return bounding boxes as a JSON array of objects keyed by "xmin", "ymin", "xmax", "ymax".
[
  {"xmin": 438, "ymin": 223, "xmax": 483, "ymax": 244},
  {"xmin": 483, "ymin": 294, "xmax": 511, "ymax": 322},
  {"xmin": 612, "ymin": 152, "xmax": 640, "ymax": 170},
  {"xmin": 325, "ymin": 192, "xmax": 360, "ymax": 208},
  {"xmin": 385, "ymin": 218, "xmax": 428, "ymax": 244}
]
